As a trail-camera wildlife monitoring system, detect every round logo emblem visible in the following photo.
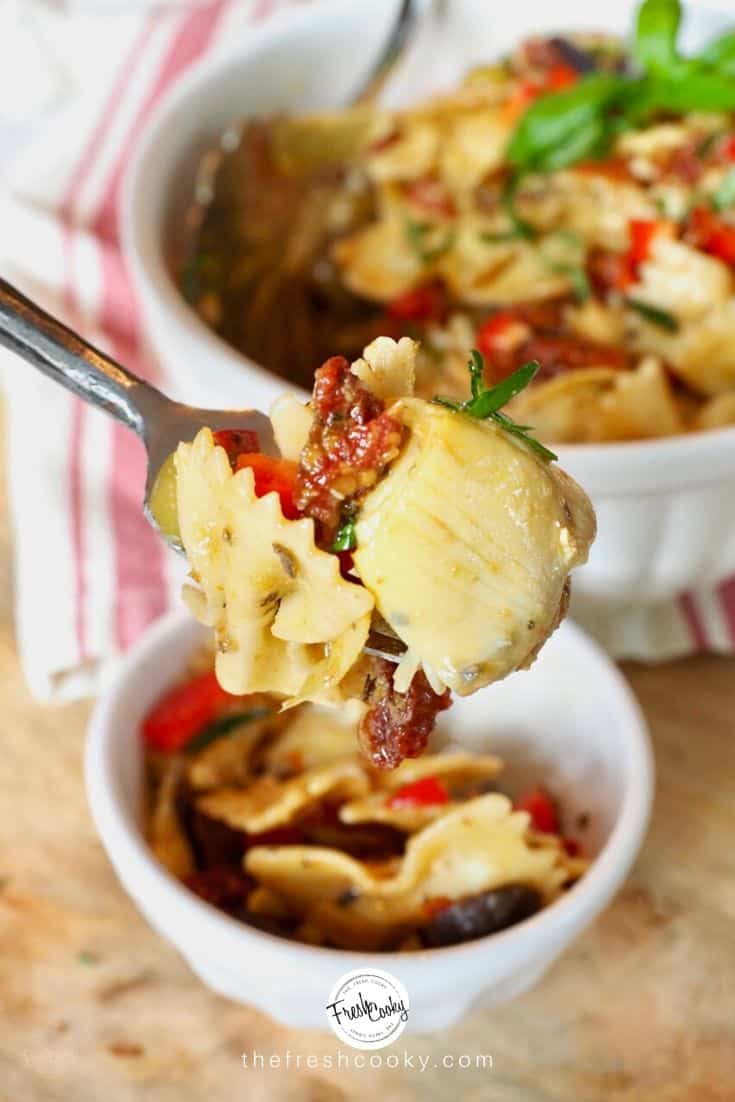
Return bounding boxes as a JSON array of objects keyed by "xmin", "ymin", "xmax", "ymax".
[{"xmin": 325, "ymin": 968, "xmax": 410, "ymax": 1049}]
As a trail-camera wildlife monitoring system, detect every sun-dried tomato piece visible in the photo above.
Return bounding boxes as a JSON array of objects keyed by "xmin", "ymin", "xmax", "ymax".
[
  {"xmin": 522, "ymin": 333, "xmax": 628, "ymax": 380},
  {"xmin": 359, "ymin": 658, "xmax": 451, "ymax": 770},
  {"xmin": 184, "ymin": 866, "xmax": 253, "ymax": 912},
  {"xmin": 295, "ymin": 356, "xmax": 404, "ymax": 546}
]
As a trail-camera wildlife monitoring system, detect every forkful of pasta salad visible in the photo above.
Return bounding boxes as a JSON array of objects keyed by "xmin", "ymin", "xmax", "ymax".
[{"xmin": 0, "ymin": 277, "xmax": 595, "ymax": 767}]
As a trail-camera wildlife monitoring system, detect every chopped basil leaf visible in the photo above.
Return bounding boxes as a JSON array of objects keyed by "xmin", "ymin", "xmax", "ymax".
[
  {"xmin": 506, "ymin": 0, "xmax": 735, "ymax": 178},
  {"xmin": 562, "ymin": 265, "xmax": 591, "ymax": 303},
  {"xmin": 501, "ymin": 178, "xmax": 537, "ymax": 239},
  {"xmin": 700, "ymin": 30, "xmax": 735, "ymax": 77},
  {"xmin": 405, "ymin": 219, "xmax": 456, "ymax": 263},
  {"xmin": 626, "ymin": 297, "xmax": 679, "ymax": 331},
  {"xmin": 186, "ymin": 708, "xmax": 271, "ymax": 754},
  {"xmin": 634, "ymin": 0, "xmax": 682, "ymax": 74},
  {"xmin": 333, "ymin": 516, "xmax": 357, "ymax": 552},
  {"xmin": 712, "ymin": 168, "xmax": 735, "ymax": 212},
  {"xmin": 434, "ymin": 352, "xmax": 557, "ymax": 462},
  {"xmin": 507, "ymin": 74, "xmax": 622, "ymax": 175}
]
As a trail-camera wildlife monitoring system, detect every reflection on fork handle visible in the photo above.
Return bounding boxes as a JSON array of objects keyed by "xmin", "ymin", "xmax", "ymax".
[{"xmin": 0, "ymin": 276, "xmax": 168, "ymax": 438}]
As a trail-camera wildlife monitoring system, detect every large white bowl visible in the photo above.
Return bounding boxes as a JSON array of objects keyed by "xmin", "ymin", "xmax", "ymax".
[
  {"xmin": 85, "ymin": 609, "xmax": 652, "ymax": 1031},
  {"xmin": 124, "ymin": 0, "xmax": 735, "ymax": 607}
]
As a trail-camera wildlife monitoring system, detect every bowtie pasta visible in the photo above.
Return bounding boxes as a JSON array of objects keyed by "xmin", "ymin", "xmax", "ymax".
[
  {"xmin": 144, "ymin": 666, "xmax": 586, "ymax": 951},
  {"xmin": 174, "ymin": 337, "xmax": 595, "ymax": 768},
  {"xmin": 180, "ymin": 0, "xmax": 735, "ymax": 442}
]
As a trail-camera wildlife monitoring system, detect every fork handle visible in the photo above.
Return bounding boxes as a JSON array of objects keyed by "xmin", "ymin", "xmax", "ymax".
[{"xmin": 0, "ymin": 277, "xmax": 169, "ymax": 437}]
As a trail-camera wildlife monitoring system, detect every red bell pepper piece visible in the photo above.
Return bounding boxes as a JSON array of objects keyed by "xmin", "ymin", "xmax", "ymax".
[
  {"xmin": 235, "ymin": 453, "xmax": 300, "ymax": 519},
  {"xmin": 719, "ymin": 134, "xmax": 735, "ymax": 163},
  {"xmin": 502, "ymin": 79, "xmax": 542, "ymax": 122},
  {"xmin": 476, "ymin": 312, "xmax": 529, "ymax": 368},
  {"xmin": 628, "ymin": 219, "xmax": 676, "ymax": 269},
  {"xmin": 387, "ymin": 775, "xmax": 450, "ymax": 808},
  {"xmin": 688, "ymin": 206, "xmax": 735, "ymax": 265},
  {"xmin": 388, "ymin": 280, "xmax": 448, "ymax": 324},
  {"xmin": 514, "ymin": 786, "xmax": 560, "ymax": 834},
  {"xmin": 546, "ymin": 63, "xmax": 579, "ymax": 90},
  {"xmin": 502, "ymin": 66, "xmax": 578, "ymax": 123},
  {"xmin": 142, "ymin": 670, "xmax": 232, "ymax": 752}
]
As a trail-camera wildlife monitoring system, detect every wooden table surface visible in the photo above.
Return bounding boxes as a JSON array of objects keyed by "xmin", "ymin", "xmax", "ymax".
[{"xmin": 1, "ymin": 438, "xmax": 734, "ymax": 1102}]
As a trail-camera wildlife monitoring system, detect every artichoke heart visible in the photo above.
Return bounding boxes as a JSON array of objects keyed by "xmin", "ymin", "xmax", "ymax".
[{"xmin": 353, "ymin": 399, "xmax": 596, "ymax": 695}]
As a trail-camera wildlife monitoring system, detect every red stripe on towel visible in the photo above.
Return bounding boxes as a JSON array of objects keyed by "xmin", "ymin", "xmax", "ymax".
[
  {"xmin": 90, "ymin": 1, "xmax": 230, "ymax": 649},
  {"xmin": 716, "ymin": 577, "xmax": 735, "ymax": 648},
  {"xmin": 678, "ymin": 593, "xmax": 710, "ymax": 652},
  {"xmin": 59, "ymin": 14, "xmax": 162, "ymax": 661}
]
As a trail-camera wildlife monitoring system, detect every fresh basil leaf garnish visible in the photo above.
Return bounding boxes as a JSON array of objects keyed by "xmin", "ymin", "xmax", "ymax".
[
  {"xmin": 434, "ymin": 353, "xmax": 557, "ymax": 461},
  {"xmin": 699, "ymin": 29, "xmax": 735, "ymax": 76},
  {"xmin": 633, "ymin": 0, "xmax": 682, "ymax": 74}
]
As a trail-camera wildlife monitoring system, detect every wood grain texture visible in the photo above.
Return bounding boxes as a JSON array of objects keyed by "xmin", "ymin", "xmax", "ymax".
[{"xmin": 1, "ymin": 416, "xmax": 733, "ymax": 1102}]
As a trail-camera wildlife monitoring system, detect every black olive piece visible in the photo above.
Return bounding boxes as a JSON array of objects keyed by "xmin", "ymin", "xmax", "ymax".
[
  {"xmin": 548, "ymin": 36, "xmax": 598, "ymax": 74},
  {"xmin": 423, "ymin": 884, "xmax": 542, "ymax": 948}
]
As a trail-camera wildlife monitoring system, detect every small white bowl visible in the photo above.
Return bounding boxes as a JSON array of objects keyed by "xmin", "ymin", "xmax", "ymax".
[
  {"xmin": 123, "ymin": 0, "xmax": 735, "ymax": 609},
  {"xmin": 85, "ymin": 610, "xmax": 653, "ymax": 1031}
]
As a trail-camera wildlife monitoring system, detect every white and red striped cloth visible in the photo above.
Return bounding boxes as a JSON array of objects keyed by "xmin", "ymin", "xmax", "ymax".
[
  {"xmin": 0, "ymin": 0, "xmax": 290, "ymax": 699},
  {"xmin": 0, "ymin": 0, "xmax": 733, "ymax": 701}
]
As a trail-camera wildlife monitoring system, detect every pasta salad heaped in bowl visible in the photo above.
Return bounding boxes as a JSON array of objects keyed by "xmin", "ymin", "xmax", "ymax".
[
  {"xmin": 124, "ymin": 0, "xmax": 735, "ymax": 608},
  {"xmin": 85, "ymin": 610, "xmax": 653, "ymax": 1027},
  {"xmin": 177, "ymin": 0, "xmax": 735, "ymax": 445}
]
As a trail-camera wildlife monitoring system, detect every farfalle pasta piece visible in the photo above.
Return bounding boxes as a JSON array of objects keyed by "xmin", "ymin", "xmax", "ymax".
[
  {"xmin": 187, "ymin": 706, "xmax": 279, "ymax": 791},
  {"xmin": 508, "ymin": 359, "xmax": 684, "ymax": 443},
  {"xmin": 331, "ymin": 212, "xmax": 426, "ymax": 301},
  {"xmin": 246, "ymin": 793, "xmax": 570, "ymax": 945},
  {"xmin": 337, "ymin": 744, "xmax": 502, "ymax": 828},
  {"xmin": 439, "ymin": 225, "xmax": 569, "ymax": 306},
  {"xmin": 175, "ymin": 428, "xmax": 373, "ymax": 698},
  {"xmin": 376, "ymin": 750, "xmax": 503, "ymax": 791},
  {"xmin": 339, "ymin": 749, "xmax": 504, "ymax": 830},
  {"xmin": 261, "ymin": 703, "xmax": 359, "ymax": 775},
  {"xmin": 632, "ymin": 237, "xmax": 733, "ymax": 323},
  {"xmin": 197, "ymin": 760, "xmax": 370, "ymax": 834},
  {"xmin": 629, "ymin": 300, "xmax": 735, "ymax": 397},
  {"xmin": 350, "ymin": 335, "xmax": 416, "ymax": 400}
]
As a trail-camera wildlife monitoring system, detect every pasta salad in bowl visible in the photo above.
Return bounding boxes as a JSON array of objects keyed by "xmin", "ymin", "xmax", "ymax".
[
  {"xmin": 86, "ymin": 610, "xmax": 652, "ymax": 1027},
  {"xmin": 178, "ymin": 0, "xmax": 735, "ymax": 446},
  {"xmin": 125, "ymin": 0, "xmax": 735, "ymax": 607}
]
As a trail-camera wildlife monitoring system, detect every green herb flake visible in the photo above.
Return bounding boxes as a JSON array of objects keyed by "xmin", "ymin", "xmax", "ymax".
[
  {"xmin": 480, "ymin": 229, "xmax": 524, "ymax": 244},
  {"xmin": 712, "ymin": 168, "xmax": 735, "ymax": 212},
  {"xmin": 626, "ymin": 297, "xmax": 679, "ymax": 331},
  {"xmin": 333, "ymin": 516, "xmax": 357, "ymax": 553},
  {"xmin": 78, "ymin": 950, "xmax": 99, "ymax": 966},
  {"xmin": 404, "ymin": 219, "xmax": 456, "ymax": 263},
  {"xmin": 186, "ymin": 708, "xmax": 271, "ymax": 755},
  {"xmin": 501, "ymin": 177, "xmax": 537, "ymax": 240},
  {"xmin": 434, "ymin": 352, "xmax": 557, "ymax": 461},
  {"xmin": 695, "ymin": 130, "xmax": 724, "ymax": 159}
]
